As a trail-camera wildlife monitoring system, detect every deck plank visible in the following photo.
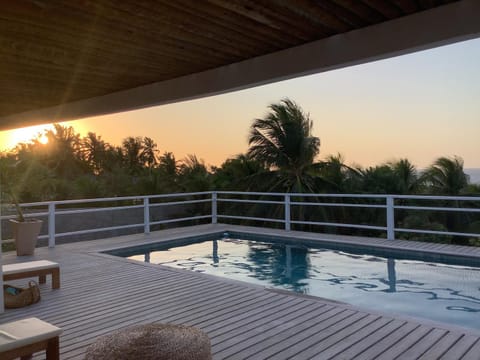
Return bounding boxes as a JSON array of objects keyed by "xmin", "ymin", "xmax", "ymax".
[
  {"xmin": 211, "ymin": 305, "xmax": 335, "ymax": 358},
  {"xmin": 250, "ymin": 311, "xmax": 367, "ymax": 359},
  {"xmin": 329, "ymin": 319, "xmax": 410, "ymax": 360},
  {"xmin": 301, "ymin": 316, "xmax": 392, "ymax": 359},
  {"xmin": 439, "ymin": 335, "xmax": 480, "ymax": 359},
  {"xmin": 292, "ymin": 314, "xmax": 384, "ymax": 359},
  {"xmin": 414, "ymin": 332, "xmax": 470, "ymax": 359},
  {"xmin": 395, "ymin": 328, "xmax": 448, "ymax": 359},
  {"xmin": 460, "ymin": 338, "xmax": 480, "ymax": 360},
  {"xmin": 373, "ymin": 326, "xmax": 430, "ymax": 359}
]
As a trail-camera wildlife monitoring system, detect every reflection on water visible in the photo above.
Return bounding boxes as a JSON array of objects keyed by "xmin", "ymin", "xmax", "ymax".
[{"xmin": 127, "ymin": 238, "xmax": 480, "ymax": 330}]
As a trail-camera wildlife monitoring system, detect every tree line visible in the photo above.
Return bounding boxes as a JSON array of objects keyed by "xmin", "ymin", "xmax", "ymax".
[{"xmin": 1, "ymin": 99, "xmax": 479, "ymax": 244}]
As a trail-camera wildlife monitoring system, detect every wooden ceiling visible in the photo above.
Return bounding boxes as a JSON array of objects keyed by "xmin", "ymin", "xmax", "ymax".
[{"xmin": 0, "ymin": 0, "xmax": 469, "ymax": 130}]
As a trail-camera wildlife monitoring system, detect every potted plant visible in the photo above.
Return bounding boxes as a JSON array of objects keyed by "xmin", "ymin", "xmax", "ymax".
[{"xmin": 1, "ymin": 160, "xmax": 43, "ymax": 256}]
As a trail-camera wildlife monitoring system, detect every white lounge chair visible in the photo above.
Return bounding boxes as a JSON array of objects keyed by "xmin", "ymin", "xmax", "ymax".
[
  {"xmin": 0, "ymin": 317, "xmax": 62, "ymax": 360},
  {"xmin": 3, "ymin": 261, "xmax": 60, "ymax": 289}
]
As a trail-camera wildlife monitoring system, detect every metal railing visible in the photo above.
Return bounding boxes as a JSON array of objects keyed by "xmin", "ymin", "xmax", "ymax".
[{"xmin": 1, "ymin": 191, "xmax": 479, "ymax": 247}]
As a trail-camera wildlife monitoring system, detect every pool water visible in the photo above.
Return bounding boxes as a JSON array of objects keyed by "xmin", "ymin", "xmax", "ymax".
[{"xmin": 118, "ymin": 237, "xmax": 480, "ymax": 331}]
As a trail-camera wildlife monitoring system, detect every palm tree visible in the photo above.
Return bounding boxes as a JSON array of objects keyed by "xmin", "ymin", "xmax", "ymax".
[
  {"xmin": 389, "ymin": 159, "xmax": 420, "ymax": 194},
  {"xmin": 422, "ymin": 156, "xmax": 468, "ymax": 195},
  {"xmin": 178, "ymin": 155, "xmax": 211, "ymax": 192},
  {"xmin": 122, "ymin": 136, "xmax": 144, "ymax": 175},
  {"xmin": 141, "ymin": 137, "xmax": 159, "ymax": 170},
  {"xmin": 319, "ymin": 153, "xmax": 361, "ymax": 193},
  {"xmin": 247, "ymin": 98, "xmax": 321, "ymax": 193},
  {"xmin": 80, "ymin": 132, "xmax": 108, "ymax": 175},
  {"xmin": 43, "ymin": 124, "xmax": 83, "ymax": 178},
  {"xmin": 156, "ymin": 152, "xmax": 179, "ymax": 193},
  {"xmin": 422, "ymin": 156, "xmax": 470, "ymax": 245},
  {"xmin": 213, "ymin": 154, "xmax": 266, "ymax": 191},
  {"xmin": 158, "ymin": 152, "xmax": 178, "ymax": 177}
]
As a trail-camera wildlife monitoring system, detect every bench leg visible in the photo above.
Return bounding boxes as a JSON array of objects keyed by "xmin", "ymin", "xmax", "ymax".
[
  {"xmin": 39, "ymin": 275, "xmax": 46, "ymax": 284},
  {"xmin": 46, "ymin": 336, "xmax": 59, "ymax": 360},
  {"xmin": 52, "ymin": 268, "xmax": 60, "ymax": 289}
]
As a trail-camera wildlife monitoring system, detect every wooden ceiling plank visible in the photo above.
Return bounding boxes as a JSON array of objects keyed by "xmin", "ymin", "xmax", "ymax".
[
  {"xmin": 169, "ymin": 0, "xmax": 301, "ymax": 48},
  {"xmin": 0, "ymin": 32, "xmax": 191, "ymax": 77},
  {"xmin": 1, "ymin": 3, "xmax": 235, "ymax": 67},
  {"xmin": 0, "ymin": 17, "xmax": 224, "ymax": 72},
  {"xmin": 57, "ymin": 5, "xmax": 238, "ymax": 65},
  {"xmin": 317, "ymin": 0, "xmax": 378, "ymax": 27},
  {"xmin": 98, "ymin": 0, "xmax": 277, "ymax": 59},
  {"xmin": 317, "ymin": 0, "xmax": 376, "ymax": 29},
  {"xmin": 418, "ymin": 0, "xmax": 446, "ymax": 9},
  {"xmin": 361, "ymin": 0, "xmax": 405, "ymax": 18},
  {"xmin": 0, "ymin": 65, "xmax": 172, "ymax": 92},
  {"xmin": 251, "ymin": 0, "xmax": 335, "ymax": 36},
  {"xmin": 64, "ymin": 1, "xmax": 259, "ymax": 61},
  {"xmin": 0, "ymin": 70, "xmax": 145, "ymax": 98},
  {"xmin": 207, "ymin": 0, "xmax": 322, "ymax": 42},
  {"xmin": 271, "ymin": 0, "xmax": 353, "ymax": 33},
  {"xmin": 390, "ymin": 0, "xmax": 420, "ymax": 13}
]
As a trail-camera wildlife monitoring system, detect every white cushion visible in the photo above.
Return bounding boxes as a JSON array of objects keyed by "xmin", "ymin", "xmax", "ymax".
[
  {"xmin": 0, "ymin": 317, "xmax": 62, "ymax": 352},
  {"xmin": 3, "ymin": 261, "xmax": 59, "ymax": 275}
]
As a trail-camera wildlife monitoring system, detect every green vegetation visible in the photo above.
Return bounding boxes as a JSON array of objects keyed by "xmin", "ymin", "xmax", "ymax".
[{"xmin": 1, "ymin": 100, "xmax": 479, "ymax": 245}]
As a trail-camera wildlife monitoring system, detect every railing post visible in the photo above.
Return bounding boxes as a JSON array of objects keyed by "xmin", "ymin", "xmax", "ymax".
[
  {"xmin": 285, "ymin": 194, "xmax": 291, "ymax": 231},
  {"xmin": 48, "ymin": 203, "xmax": 56, "ymax": 248},
  {"xmin": 212, "ymin": 192, "xmax": 217, "ymax": 224},
  {"xmin": 386, "ymin": 196, "xmax": 395, "ymax": 240},
  {"xmin": 143, "ymin": 197, "xmax": 150, "ymax": 234}
]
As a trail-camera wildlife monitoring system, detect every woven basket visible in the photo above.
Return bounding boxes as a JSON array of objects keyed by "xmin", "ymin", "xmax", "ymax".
[{"xmin": 4, "ymin": 281, "xmax": 41, "ymax": 308}]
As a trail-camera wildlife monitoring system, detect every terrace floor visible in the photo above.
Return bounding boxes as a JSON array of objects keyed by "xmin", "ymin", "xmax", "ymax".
[{"xmin": 2, "ymin": 224, "xmax": 480, "ymax": 359}]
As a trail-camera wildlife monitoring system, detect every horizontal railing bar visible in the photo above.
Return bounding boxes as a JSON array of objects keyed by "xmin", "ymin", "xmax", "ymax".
[
  {"xmin": 0, "ymin": 212, "xmax": 49, "ymax": 220},
  {"xmin": 146, "ymin": 192, "xmax": 212, "ymax": 199},
  {"xmin": 217, "ymin": 198, "xmax": 284, "ymax": 205},
  {"xmin": 8, "ymin": 192, "xmax": 480, "ymax": 209},
  {"xmin": 149, "ymin": 199, "xmax": 210, "ymax": 207},
  {"xmin": 1, "ymin": 199, "xmax": 209, "ymax": 219},
  {"xmin": 393, "ymin": 194, "xmax": 480, "ymax": 201},
  {"xmin": 218, "ymin": 192, "xmax": 480, "ymax": 201},
  {"xmin": 56, "ymin": 223, "xmax": 143, "ymax": 237},
  {"xmin": 217, "ymin": 191, "xmax": 286, "ymax": 197},
  {"xmin": 57, "ymin": 205, "xmax": 144, "ymax": 216},
  {"xmin": 395, "ymin": 205, "xmax": 480, "ymax": 213},
  {"xmin": 290, "ymin": 202, "xmax": 386, "ymax": 209},
  {"xmin": 150, "ymin": 215, "xmax": 211, "ymax": 225},
  {"xmin": 395, "ymin": 228, "xmax": 480, "ymax": 238},
  {"xmin": 217, "ymin": 191, "xmax": 389, "ymax": 199},
  {"xmin": 16, "ymin": 191, "xmax": 213, "ymax": 207},
  {"xmin": 218, "ymin": 214, "xmax": 285, "ymax": 223},
  {"xmin": 18, "ymin": 197, "xmax": 146, "ymax": 207},
  {"xmin": 291, "ymin": 220, "xmax": 386, "ymax": 231}
]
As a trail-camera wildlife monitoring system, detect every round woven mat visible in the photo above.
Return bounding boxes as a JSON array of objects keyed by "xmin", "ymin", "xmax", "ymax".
[{"xmin": 84, "ymin": 323, "xmax": 212, "ymax": 360}]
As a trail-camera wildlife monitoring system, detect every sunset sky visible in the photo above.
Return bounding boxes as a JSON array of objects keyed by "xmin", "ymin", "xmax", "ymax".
[{"xmin": 1, "ymin": 38, "xmax": 479, "ymax": 169}]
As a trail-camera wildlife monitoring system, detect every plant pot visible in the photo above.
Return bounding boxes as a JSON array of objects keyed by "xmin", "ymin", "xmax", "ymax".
[{"xmin": 9, "ymin": 219, "xmax": 43, "ymax": 256}]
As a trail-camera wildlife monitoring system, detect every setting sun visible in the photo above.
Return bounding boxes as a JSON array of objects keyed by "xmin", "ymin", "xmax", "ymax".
[{"xmin": 38, "ymin": 133, "xmax": 49, "ymax": 144}]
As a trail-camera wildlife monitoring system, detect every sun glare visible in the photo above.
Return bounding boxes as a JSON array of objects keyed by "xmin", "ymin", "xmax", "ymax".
[
  {"xmin": 2, "ymin": 124, "xmax": 53, "ymax": 150},
  {"xmin": 0, "ymin": 121, "xmax": 84, "ymax": 151}
]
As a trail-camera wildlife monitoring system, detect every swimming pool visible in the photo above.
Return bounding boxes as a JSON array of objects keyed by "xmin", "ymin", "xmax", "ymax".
[{"xmin": 108, "ymin": 233, "xmax": 480, "ymax": 331}]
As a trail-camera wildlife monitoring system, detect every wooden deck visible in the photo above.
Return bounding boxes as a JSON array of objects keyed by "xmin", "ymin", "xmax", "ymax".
[{"xmin": 2, "ymin": 224, "xmax": 480, "ymax": 359}]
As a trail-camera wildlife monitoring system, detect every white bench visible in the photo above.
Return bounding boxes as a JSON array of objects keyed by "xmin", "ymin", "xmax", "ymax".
[
  {"xmin": 3, "ymin": 261, "xmax": 60, "ymax": 289},
  {"xmin": 0, "ymin": 317, "xmax": 62, "ymax": 360}
]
